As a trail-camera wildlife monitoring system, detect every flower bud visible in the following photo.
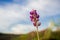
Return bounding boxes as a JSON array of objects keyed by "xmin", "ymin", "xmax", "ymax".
[
  {"xmin": 38, "ymin": 22, "xmax": 41, "ymax": 26},
  {"xmin": 30, "ymin": 12, "xmax": 34, "ymax": 15},
  {"xmin": 30, "ymin": 16, "xmax": 34, "ymax": 19}
]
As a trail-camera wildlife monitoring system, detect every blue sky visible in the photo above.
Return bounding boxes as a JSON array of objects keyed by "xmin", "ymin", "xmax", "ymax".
[{"xmin": 0, "ymin": 0, "xmax": 60, "ymax": 34}]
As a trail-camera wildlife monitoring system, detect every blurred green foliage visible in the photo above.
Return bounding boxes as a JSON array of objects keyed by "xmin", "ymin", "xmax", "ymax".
[{"xmin": 0, "ymin": 30, "xmax": 60, "ymax": 40}]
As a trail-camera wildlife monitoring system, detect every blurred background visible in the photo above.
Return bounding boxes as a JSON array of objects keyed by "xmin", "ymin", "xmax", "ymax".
[{"xmin": 0, "ymin": 0, "xmax": 60, "ymax": 40}]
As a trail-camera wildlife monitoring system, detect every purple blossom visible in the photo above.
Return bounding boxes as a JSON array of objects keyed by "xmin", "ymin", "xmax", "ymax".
[
  {"xmin": 29, "ymin": 9, "xmax": 41, "ymax": 27},
  {"xmin": 30, "ymin": 16, "xmax": 34, "ymax": 19}
]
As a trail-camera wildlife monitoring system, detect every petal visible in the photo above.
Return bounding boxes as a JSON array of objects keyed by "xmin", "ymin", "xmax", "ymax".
[
  {"xmin": 30, "ymin": 12, "xmax": 34, "ymax": 15},
  {"xmin": 30, "ymin": 16, "xmax": 34, "ymax": 19},
  {"xmin": 37, "ymin": 15, "xmax": 39, "ymax": 18},
  {"xmin": 33, "ymin": 10, "xmax": 37, "ymax": 15},
  {"xmin": 30, "ymin": 10, "xmax": 37, "ymax": 15},
  {"xmin": 33, "ymin": 22, "xmax": 36, "ymax": 26}
]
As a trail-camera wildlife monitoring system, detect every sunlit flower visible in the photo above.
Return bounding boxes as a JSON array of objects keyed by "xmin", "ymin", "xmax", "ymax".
[
  {"xmin": 29, "ymin": 9, "xmax": 41, "ymax": 40},
  {"xmin": 30, "ymin": 9, "xmax": 41, "ymax": 27}
]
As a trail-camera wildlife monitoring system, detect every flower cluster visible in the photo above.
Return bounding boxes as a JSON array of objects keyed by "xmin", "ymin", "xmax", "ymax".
[{"xmin": 30, "ymin": 10, "xmax": 41, "ymax": 28}]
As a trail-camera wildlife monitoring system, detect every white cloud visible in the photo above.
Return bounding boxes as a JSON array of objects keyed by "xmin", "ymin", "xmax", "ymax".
[
  {"xmin": 12, "ymin": 0, "xmax": 60, "ymax": 18},
  {"xmin": 0, "ymin": 4, "xmax": 28, "ymax": 32},
  {"xmin": 25, "ymin": 0, "xmax": 47, "ymax": 10},
  {"xmin": 26, "ymin": 0, "xmax": 60, "ymax": 17}
]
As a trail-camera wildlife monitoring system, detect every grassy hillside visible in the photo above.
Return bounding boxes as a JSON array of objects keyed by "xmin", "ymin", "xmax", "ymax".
[{"xmin": 0, "ymin": 30, "xmax": 60, "ymax": 40}]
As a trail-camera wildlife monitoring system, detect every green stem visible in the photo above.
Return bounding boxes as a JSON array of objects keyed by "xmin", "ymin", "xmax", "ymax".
[{"xmin": 36, "ymin": 27, "xmax": 39, "ymax": 40}]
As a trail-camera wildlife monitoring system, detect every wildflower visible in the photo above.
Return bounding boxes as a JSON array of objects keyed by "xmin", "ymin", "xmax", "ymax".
[
  {"xmin": 30, "ymin": 9, "xmax": 41, "ymax": 27},
  {"xmin": 29, "ymin": 9, "xmax": 41, "ymax": 40}
]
